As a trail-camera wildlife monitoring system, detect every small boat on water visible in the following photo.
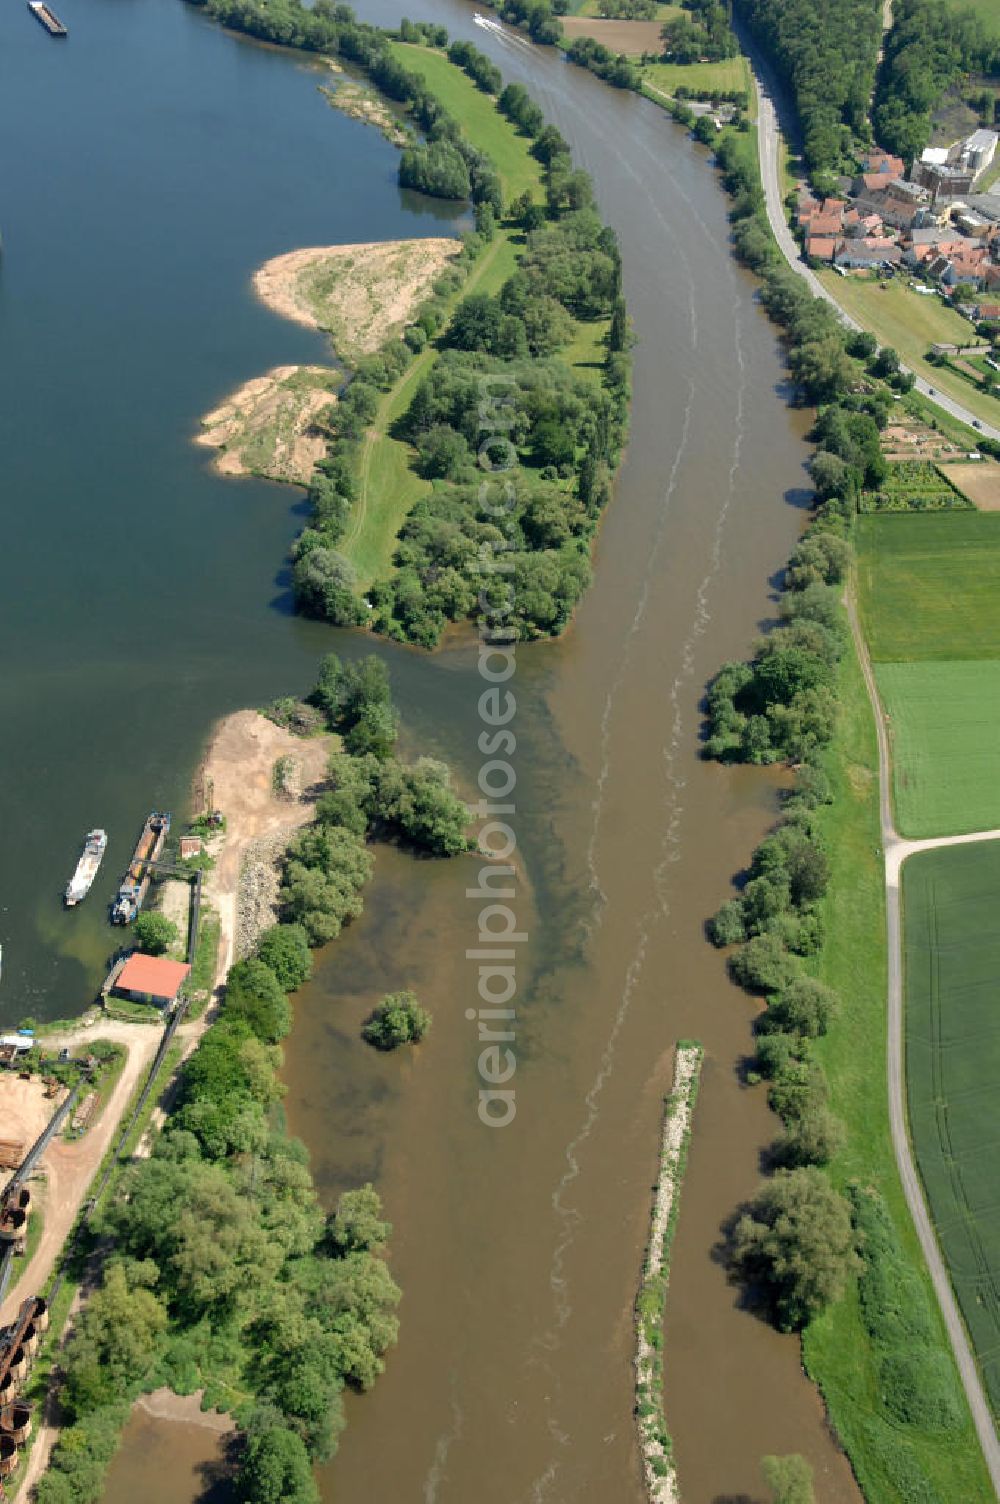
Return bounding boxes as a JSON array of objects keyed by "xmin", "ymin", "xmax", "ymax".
[
  {"xmin": 65, "ymin": 829, "xmax": 108, "ymax": 907},
  {"xmin": 28, "ymin": 1, "xmax": 68, "ymax": 36},
  {"xmin": 111, "ymin": 811, "xmax": 170, "ymax": 925}
]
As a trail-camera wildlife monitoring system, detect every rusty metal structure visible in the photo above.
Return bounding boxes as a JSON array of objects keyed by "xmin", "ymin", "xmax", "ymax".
[{"xmin": 0, "ymin": 1296, "xmax": 46, "ymax": 1491}]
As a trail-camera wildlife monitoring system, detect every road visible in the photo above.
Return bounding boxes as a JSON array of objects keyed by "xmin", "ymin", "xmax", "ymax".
[
  {"xmin": 848, "ymin": 591, "xmax": 1000, "ymax": 1496},
  {"xmin": 753, "ymin": 78, "xmax": 1000, "ymax": 443}
]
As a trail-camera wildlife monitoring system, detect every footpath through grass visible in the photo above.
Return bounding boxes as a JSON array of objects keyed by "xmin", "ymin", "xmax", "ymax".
[
  {"xmin": 340, "ymin": 47, "xmax": 607, "ymax": 587},
  {"xmin": 336, "ymin": 44, "xmax": 547, "ymax": 587},
  {"xmin": 858, "ymin": 512, "xmax": 1000, "ymax": 834},
  {"xmin": 903, "ymin": 841, "xmax": 1000, "ymax": 1417},
  {"xmin": 801, "ymin": 648, "xmax": 996, "ymax": 1502}
]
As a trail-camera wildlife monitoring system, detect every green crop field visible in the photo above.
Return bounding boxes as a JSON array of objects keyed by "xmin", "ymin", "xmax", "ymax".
[
  {"xmin": 903, "ymin": 841, "xmax": 1000, "ymax": 1413},
  {"xmin": 858, "ymin": 514, "xmax": 1000, "ymax": 663},
  {"xmin": 858, "ymin": 513, "xmax": 1000, "ymax": 834},
  {"xmin": 876, "ymin": 661, "xmax": 1000, "ymax": 833}
]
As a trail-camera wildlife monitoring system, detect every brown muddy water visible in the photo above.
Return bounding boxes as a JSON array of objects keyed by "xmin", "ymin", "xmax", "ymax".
[
  {"xmin": 99, "ymin": 9, "xmax": 864, "ymax": 1504},
  {"xmin": 102, "ymin": 1408, "xmax": 233, "ymax": 1504},
  {"xmin": 278, "ymin": 17, "xmax": 861, "ymax": 1504}
]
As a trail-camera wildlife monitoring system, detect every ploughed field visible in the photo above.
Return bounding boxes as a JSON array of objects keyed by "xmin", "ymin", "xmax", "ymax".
[
  {"xmin": 903, "ymin": 842, "xmax": 1000, "ymax": 1415},
  {"xmin": 858, "ymin": 512, "xmax": 1000, "ymax": 834}
]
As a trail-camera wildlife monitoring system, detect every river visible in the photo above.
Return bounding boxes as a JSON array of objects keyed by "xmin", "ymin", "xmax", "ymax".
[{"xmin": 1, "ymin": 0, "xmax": 859, "ymax": 1499}]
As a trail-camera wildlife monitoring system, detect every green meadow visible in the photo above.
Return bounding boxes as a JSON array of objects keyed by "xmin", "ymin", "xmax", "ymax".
[{"xmin": 903, "ymin": 841, "xmax": 1000, "ymax": 1414}]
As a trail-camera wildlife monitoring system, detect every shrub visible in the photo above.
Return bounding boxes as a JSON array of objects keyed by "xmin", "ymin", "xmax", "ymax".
[
  {"xmin": 257, "ymin": 924, "xmax": 313, "ymax": 992},
  {"xmin": 728, "ymin": 932, "xmax": 800, "ymax": 993},
  {"xmin": 763, "ymin": 977, "xmax": 838, "ymax": 1038},
  {"xmin": 878, "ymin": 1351, "xmax": 963, "ymax": 1432},
  {"xmin": 361, "ymin": 990, "xmax": 431, "ymax": 1049},
  {"xmin": 133, "ymin": 910, "xmax": 178, "ymax": 956},
  {"xmin": 709, "ymin": 898, "xmax": 747, "ymax": 946},
  {"xmin": 730, "ymin": 1168, "xmax": 859, "ymax": 1330}
]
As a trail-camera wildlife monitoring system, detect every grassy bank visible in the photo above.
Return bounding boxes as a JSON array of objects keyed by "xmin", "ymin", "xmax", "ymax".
[
  {"xmin": 642, "ymin": 55, "xmax": 750, "ymax": 96},
  {"xmin": 388, "ymin": 42, "xmax": 540, "ymax": 199},
  {"xmin": 801, "ymin": 645, "xmax": 995, "ymax": 1501}
]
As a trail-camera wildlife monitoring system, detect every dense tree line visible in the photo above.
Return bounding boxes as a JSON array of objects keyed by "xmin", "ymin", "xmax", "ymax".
[
  {"xmin": 872, "ymin": 0, "xmax": 996, "ymax": 163},
  {"xmin": 734, "ymin": 0, "xmax": 882, "ymax": 180},
  {"xmin": 564, "ymin": 37, "xmax": 641, "ymax": 89},
  {"xmin": 661, "ymin": 0, "xmax": 738, "ymax": 64}
]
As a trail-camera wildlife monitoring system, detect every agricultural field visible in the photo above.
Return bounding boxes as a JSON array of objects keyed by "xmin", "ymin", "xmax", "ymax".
[
  {"xmin": 560, "ymin": 15, "xmax": 668, "ymax": 52},
  {"xmin": 858, "ymin": 512, "xmax": 1000, "ymax": 833},
  {"xmin": 941, "ymin": 460, "xmax": 1000, "ymax": 508},
  {"xmin": 861, "ymin": 458, "xmax": 971, "ymax": 512},
  {"xmin": 903, "ymin": 841, "xmax": 1000, "ymax": 1413}
]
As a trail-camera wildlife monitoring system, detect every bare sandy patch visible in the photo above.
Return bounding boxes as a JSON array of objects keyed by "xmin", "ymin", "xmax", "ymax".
[
  {"xmin": 560, "ymin": 15, "xmax": 666, "ymax": 53},
  {"xmin": 321, "ymin": 81, "xmax": 410, "ymax": 146},
  {"xmin": 252, "ymin": 238, "xmax": 462, "ymax": 363},
  {"xmin": 137, "ymin": 1388, "xmax": 236, "ymax": 1435},
  {"xmin": 194, "ymin": 711, "xmax": 336, "ymax": 967},
  {"xmin": 939, "ymin": 460, "xmax": 1000, "ymax": 509},
  {"xmin": 197, "ymin": 364, "xmax": 335, "ymax": 485}
]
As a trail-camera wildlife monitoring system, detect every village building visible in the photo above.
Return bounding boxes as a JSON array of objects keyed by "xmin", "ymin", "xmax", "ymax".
[{"xmin": 112, "ymin": 953, "xmax": 190, "ymax": 1008}]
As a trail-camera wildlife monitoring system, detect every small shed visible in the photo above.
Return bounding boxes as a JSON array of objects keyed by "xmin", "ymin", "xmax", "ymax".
[
  {"xmin": 180, "ymin": 836, "xmax": 203, "ymax": 860},
  {"xmin": 114, "ymin": 953, "xmax": 190, "ymax": 1007}
]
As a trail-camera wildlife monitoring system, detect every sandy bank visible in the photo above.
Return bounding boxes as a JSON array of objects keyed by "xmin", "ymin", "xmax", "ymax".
[
  {"xmin": 137, "ymin": 1387, "xmax": 236, "ymax": 1434},
  {"xmin": 196, "ymin": 363, "xmax": 335, "ymax": 485},
  {"xmin": 195, "ymin": 710, "xmax": 335, "ymax": 967},
  {"xmin": 252, "ymin": 237, "xmax": 461, "ymax": 363}
]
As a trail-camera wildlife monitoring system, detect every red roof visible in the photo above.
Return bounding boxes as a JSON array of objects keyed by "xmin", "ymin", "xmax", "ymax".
[
  {"xmin": 807, "ymin": 237, "xmax": 838, "ymax": 261},
  {"xmin": 116, "ymin": 953, "xmax": 190, "ymax": 1000}
]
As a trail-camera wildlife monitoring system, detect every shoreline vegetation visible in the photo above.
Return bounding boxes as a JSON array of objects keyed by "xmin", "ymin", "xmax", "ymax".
[
  {"xmin": 693, "ymin": 62, "xmax": 995, "ymax": 1504},
  {"xmin": 634, "ymin": 1043, "xmax": 702, "ymax": 1504},
  {"xmin": 186, "ymin": 0, "xmax": 632, "ymax": 645},
  {"xmin": 30, "ymin": 657, "xmax": 473, "ymax": 1504}
]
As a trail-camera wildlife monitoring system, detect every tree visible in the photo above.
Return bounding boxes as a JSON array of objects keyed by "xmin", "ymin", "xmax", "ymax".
[
  {"xmin": 765, "ymin": 977, "xmax": 838, "ymax": 1038},
  {"xmin": 63, "ymin": 1261, "xmax": 167, "ymax": 1414},
  {"xmin": 373, "ymin": 757, "xmax": 470, "ymax": 855},
  {"xmin": 292, "ymin": 546, "xmax": 366, "ymax": 626},
  {"xmin": 761, "ymin": 1453, "xmax": 815, "ymax": 1504},
  {"xmin": 728, "ymin": 931, "xmax": 801, "ymax": 994},
  {"xmin": 133, "ymin": 911, "xmax": 178, "ymax": 956},
  {"xmin": 225, "ymin": 957, "xmax": 293, "ymax": 1044},
  {"xmin": 327, "ymin": 1184, "xmax": 392, "ymax": 1255},
  {"xmin": 730, "ymin": 1168, "xmax": 859, "ymax": 1330},
  {"xmin": 235, "ymin": 1427, "xmax": 319, "ymax": 1504},
  {"xmin": 362, "ymin": 991, "xmax": 431, "ymax": 1049},
  {"xmin": 344, "ymin": 701, "xmax": 398, "ymax": 760},
  {"xmin": 709, "ymin": 898, "xmax": 747, "ymax": 946},
  {"xmin": 257, "ymin": 924, "xmax": 313, "ymax": 992}
]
